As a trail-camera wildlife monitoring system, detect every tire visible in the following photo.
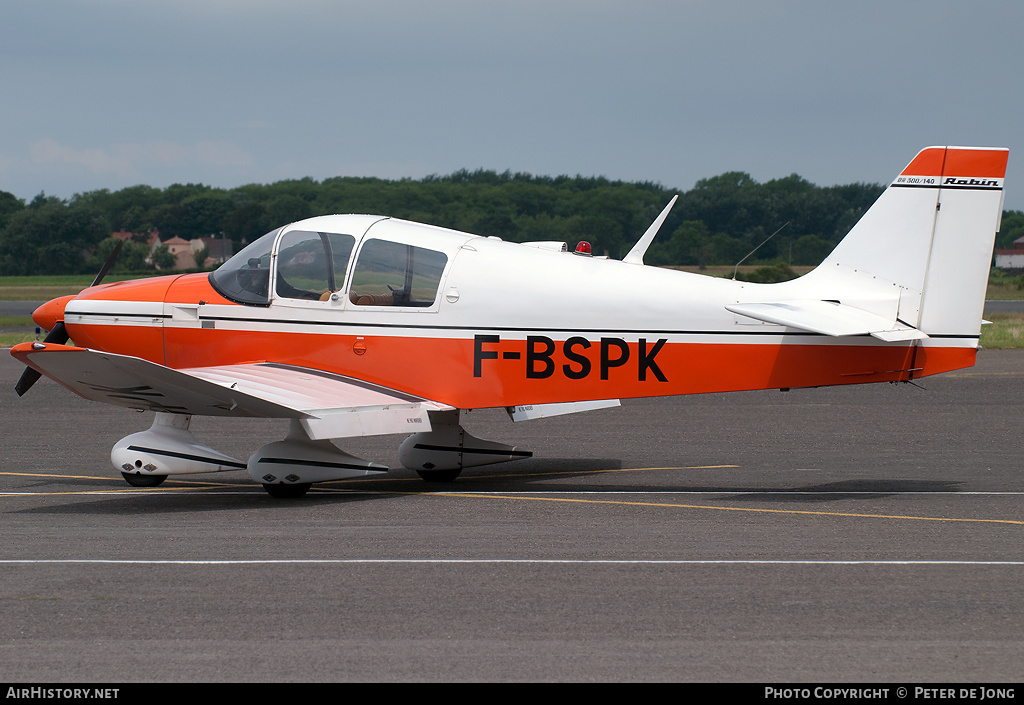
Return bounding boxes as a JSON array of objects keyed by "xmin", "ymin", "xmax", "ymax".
[
  {"xmin": 415, "ymin": 469, "xmax": 462, "ymax": 483},
  {"xmin": 262, "ymin": 482, "xmax": 312, "ymax": 498},
  {"xmin": 121, "ymin": 472, "xmax": 168, "ymax": 487}
]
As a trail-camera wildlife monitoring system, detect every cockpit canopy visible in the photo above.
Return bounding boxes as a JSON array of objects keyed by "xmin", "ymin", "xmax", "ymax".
[{"xmin": 209, "ymin": 223, "xmax": 448, "ymax": 308}]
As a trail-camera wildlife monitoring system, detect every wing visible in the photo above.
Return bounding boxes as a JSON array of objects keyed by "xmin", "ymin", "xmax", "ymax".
[
  {"xmin": 11, "ymin": 342, "xmax": 450, "ymax": 440},
  {"xmin": 726, "ymin": 300, "xmax": 928, "ymax": 342}
]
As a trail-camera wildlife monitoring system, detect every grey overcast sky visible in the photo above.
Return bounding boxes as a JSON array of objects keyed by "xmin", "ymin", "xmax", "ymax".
[{"xmin": 2, "ymin": 0, "xmax": 1022, "ymax": 208}]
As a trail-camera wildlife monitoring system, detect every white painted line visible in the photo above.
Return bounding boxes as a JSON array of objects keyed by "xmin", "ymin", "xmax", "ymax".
[
  {"xmin": 3, "ymin": 489, "xmax": 1024, "ymax": 497},
  {"xmin": 1, "ymin": 559, "xmax": 1023, "ymax": 566},
  {"xmin": 426, "ymin": 490, "xmax": 1024, "ymax": 496}
]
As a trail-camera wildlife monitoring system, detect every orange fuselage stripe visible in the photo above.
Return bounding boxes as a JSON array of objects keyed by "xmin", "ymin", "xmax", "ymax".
[{"xmin": 68, "ymin": 321, "xmax": 975, "ymax": 409}]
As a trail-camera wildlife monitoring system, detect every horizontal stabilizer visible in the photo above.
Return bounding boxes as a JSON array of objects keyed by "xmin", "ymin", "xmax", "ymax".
[
  {"xmin": 10, "ymin": 343, "xmax": 449, "ymax": 439},
  {"xmin": 726, "ymin": 300, "xmax": 928, "ymax": 341}
]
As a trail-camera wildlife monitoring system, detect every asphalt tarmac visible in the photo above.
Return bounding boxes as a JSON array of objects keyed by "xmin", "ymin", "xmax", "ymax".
[{"xmin": 1, "ymin": 350, "xmax": 1022, "ymax": 683}]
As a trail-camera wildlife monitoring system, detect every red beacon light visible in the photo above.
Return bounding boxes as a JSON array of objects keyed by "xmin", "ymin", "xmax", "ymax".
[{"xmin": 574, "ymin": 241, "xmax": 592, "ymax": 256}]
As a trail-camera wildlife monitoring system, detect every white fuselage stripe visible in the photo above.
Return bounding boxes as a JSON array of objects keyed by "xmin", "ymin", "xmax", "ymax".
[{"xmin": 65, "ymin": 303, "xmax": 978, "ymax": 348}]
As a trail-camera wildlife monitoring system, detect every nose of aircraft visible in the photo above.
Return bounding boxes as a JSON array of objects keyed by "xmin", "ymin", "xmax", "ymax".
[
  {"xmin": 16, "ymin": 297, "xmax": 74, "ymax": 397},
  {"xmin": 15, "ymin": 239, "xmax": 125, "ymax": 397},
  {"xmin": 32, "ymin": 295, "xmax": 76, "ymax": 333}
]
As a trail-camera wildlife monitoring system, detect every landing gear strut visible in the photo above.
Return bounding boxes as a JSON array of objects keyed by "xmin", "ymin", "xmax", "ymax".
[
  {"xmin": 400, "ymin": 410, "xmax": 530, "ymax": 482},
  {"xmin": 250, "ymin": 420, "xmax": 388, "ymax": 498}
]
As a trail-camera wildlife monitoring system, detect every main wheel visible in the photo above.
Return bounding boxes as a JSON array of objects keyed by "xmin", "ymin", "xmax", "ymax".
[
  {"xmin": 262, "ymin": 482, "xmax": 312, "ymax": 498},
  {"xmin": 415, "ymin": 469, "xmax": 462, "ymax": 483},
  {"xmin": 121, "ymin": 472, "xmax": 168, "ymax": 487}
]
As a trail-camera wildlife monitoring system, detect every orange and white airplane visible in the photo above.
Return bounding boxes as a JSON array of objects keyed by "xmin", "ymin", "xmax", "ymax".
[{"xmin": 11, "ymin": 146, "xmax": 1009, "ymax": 497}]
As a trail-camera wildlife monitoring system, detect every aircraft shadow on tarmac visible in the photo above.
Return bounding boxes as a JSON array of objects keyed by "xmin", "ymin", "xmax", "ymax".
[
  {"xmin": 7, "ymin": 460, "xmax": 968, "ymax": 516},
  {"xmin": 8, "ymin": 457, "xmax": 622, "ymax": 515}
]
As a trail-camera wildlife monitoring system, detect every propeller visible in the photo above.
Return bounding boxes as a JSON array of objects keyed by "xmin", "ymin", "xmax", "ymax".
[{"xmin": 15, "ymin": 240, "xmax": 123, "ymax": 397}]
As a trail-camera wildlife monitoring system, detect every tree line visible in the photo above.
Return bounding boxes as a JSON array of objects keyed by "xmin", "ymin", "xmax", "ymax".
[{"xmin": 0, "ymin": 169, "xmax": 1020, "ymax": 277}]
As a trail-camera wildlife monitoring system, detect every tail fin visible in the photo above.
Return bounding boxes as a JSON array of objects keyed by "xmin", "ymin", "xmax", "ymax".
[{"xmin": 809, "ymin": 146, "xmax": 1008, "ymax": 337}]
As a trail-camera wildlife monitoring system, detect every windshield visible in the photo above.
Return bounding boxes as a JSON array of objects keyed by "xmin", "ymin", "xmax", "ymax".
[{"xmin": 208, "ymin": 228, "xmax": 280, "ymax": 305}]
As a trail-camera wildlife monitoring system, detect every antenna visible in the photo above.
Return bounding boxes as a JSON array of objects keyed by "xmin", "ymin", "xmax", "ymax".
[
  {"xmin": 623, "ymin": 195, "xmax": 678, "ymax": 265},
  {"xmin": 732, "ymin": 221, "xmax": 790, "ymax": 280}
]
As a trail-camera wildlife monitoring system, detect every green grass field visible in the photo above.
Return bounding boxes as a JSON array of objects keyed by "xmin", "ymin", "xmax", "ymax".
[
  {"xmin": 0, "ymin": 274, "xmax": 161, "ymax": 301},
  {"xmin": 984, "ymin": 269, "xmax": 1024, "ymax": 300},
  {"xmin": 980, "ymin": 313, "xmax": 1024, "ymax": 348},
  {"xmin": 0, "ymin": 316, "xmax": 41, "ymax": 347}
]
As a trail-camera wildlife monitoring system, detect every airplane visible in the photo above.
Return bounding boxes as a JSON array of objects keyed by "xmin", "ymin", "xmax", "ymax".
[{"xmin": 10, "ymin": 145, "xmax": 1009, "ymax": 498}]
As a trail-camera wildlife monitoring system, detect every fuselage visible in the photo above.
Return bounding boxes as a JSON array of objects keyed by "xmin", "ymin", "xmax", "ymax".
[{"xmin": 57, "ymin": 214, "xmax": 976, "ymax": 409}]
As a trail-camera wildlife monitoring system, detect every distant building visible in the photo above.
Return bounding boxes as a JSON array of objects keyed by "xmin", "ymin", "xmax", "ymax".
[
  {"xmin": 113, "ymin": 229, "xmax": 232, "ymax": 270},
  {"xmin": 111, "ymin": 229, "xmax": 160, "ymax": 247},
  {"xmin": 160, "ymin": 236, "xmax": 197, "ymax": 270},
  {"xmin": 192, "ymin": 236, "xmax": 233, "ymax": 268},
  {"xmin": 994, "ymin": 235, "xmax": 1024, "ymax": 269}
]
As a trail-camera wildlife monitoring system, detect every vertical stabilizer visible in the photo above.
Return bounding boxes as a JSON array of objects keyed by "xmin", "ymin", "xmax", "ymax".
[{"xmin": 809, "ymin": 146, "xmax": 1008, "ymax": 337}]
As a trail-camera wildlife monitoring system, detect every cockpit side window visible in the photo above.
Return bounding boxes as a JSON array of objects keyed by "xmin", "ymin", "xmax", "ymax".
[
  {"xmin": 275, "ymin": 230, "xmax": 356, "ymax": 301},
  {"xmin": 208, "ymin": 228, "xmax": 279, "ymax": 306},
  {"xmin": 349, "ymin": 239, "xmax": 448, "ymax": 307}
]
